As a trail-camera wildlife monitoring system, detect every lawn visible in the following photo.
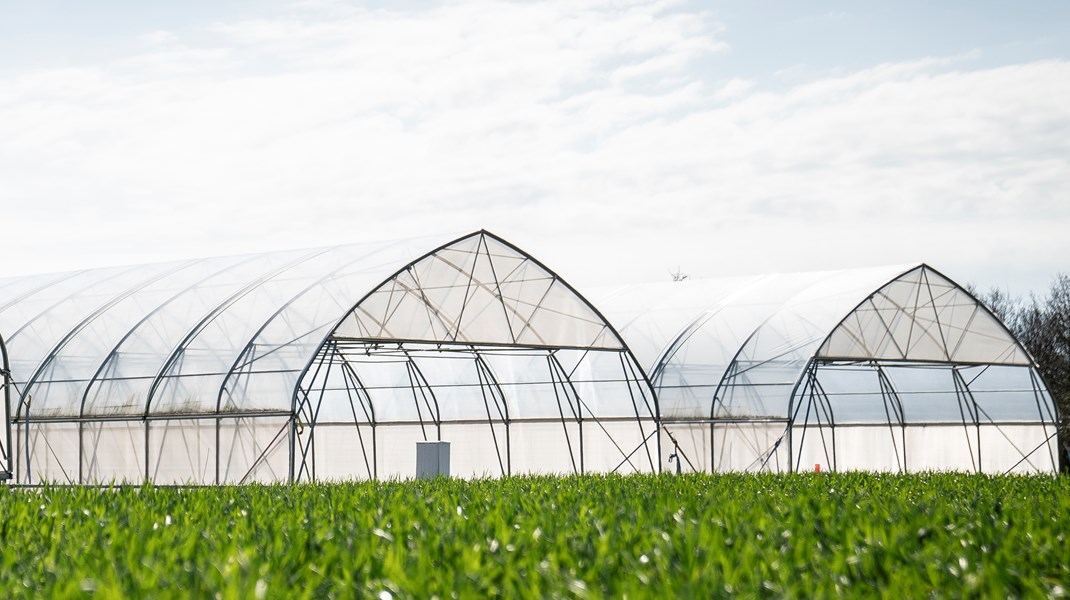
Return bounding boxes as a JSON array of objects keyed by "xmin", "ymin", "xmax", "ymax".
[{"xmin": 2, "ymin": 473, "xmax": 1067, "ymax": 597}]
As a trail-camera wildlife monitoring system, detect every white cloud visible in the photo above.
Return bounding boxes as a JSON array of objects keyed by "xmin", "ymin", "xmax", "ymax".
[
  {"xmin": 714, "ymin": 78, "xmax": 753, "ymax": 100},
  {"xmin": 138, "ymin": 30, "xmax": 180, "ymax": 46},
  {"xmin": 0, "ymin": 1, "xmax": 1067, "ymax": 296}
]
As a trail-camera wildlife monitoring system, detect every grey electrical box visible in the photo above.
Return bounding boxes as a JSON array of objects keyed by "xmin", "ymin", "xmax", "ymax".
[{"xmin": 416, "ymin": 441, "xmax": 450, "ymax": 479}]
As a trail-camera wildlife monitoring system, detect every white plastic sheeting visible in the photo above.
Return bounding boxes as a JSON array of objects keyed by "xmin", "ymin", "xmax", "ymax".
[
  {"xmin": 5, "ymin": 237, "xmax": 442, "ymax": 420},
  {"xmin": 596, "ymin": 264, "xmax": 1058, "ymax": 474},
  {"xmin": 1, "ymin": 231, "xmax": 656, "ymax": 483}
]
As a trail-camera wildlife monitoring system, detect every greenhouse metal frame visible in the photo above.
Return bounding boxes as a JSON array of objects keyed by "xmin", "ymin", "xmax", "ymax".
[
  {"xmin": 0, "ymin": 231, "xmax": 1060, "ymax": 483},
  {"xmin": 0, "ymin": 231, "xmax": 659, "ymax": 484},
  {"xmin": 596, "ymin": 264, "xmax": 1059, "ymax": 474}
]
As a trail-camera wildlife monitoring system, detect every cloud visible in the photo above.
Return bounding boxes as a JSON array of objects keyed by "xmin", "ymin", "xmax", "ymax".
[
  {"xmin": 0, "ymin": 1, "xmax": 1067, "ymax": 297},
  {"xmin": 138, "ymin": 30, "xmax": 180, "ymax": 46},
  {"xmin": 714, "ymin": 78, "xmax": 753, "ymax": 100}
]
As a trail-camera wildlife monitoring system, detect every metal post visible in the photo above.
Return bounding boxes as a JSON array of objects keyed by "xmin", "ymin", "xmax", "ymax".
[
  {"xmin": 144, "ymin": 420, "xmax": 150, "ymax": 482},
  {"xmin": 24, "ymin": 395, "xmax": 31, "ymax": 484},
  {"xmin": 0, "ymin": 335, "xmax": 11, "ymax": 481}
]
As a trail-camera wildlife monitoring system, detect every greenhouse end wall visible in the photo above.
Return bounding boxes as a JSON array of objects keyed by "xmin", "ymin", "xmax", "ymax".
[{"xmin": 598, "ymin": 264, "xmax": 1060, "ymax": 475}]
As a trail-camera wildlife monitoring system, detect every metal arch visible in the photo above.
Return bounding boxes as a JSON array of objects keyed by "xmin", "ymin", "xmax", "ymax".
[
  {"xmin": 950, "ymin": 366, "xmax": 983, "ymax": 472},
  {"xmin": 875, "ymin": 364, "xmax": 908, "ymax": 472},
  {"xmin": 143, "ymin": 247, "xmax": 335, "ymax": 417},
  {"xmin": 473, "ymin": 351, "xmax": 510, "ymax": 423},
  {"xmin": 401, "ymin": 347, "xmax": 442, "ymax": 440},
  {"xmin": 294, "ymin": 343, "xmax": 341, "ymax": 482},
  {"xmin": 215, "ymin": 244, "xmax": 414, "ymax": 414},
  {"xmin": 10, "ymin": 263, "xmax": 151, "ymax": 420},
  {"xmin": 784, "ymin": 362, "xmax": 820, "ymax": 473},
  {"xmin": 0, "ymin": 333, "xmax": 11, "ymax": 479},
  {"xmin": 473, "ymin": 350, "xmax": 511, "ymax": 475},
  {"xmin": 287, "ymin": 339, "xmax": 338, "ymax": 482},
  {"xmin": 807, "ymin": 366, "xmax": 838, "ymax": 470},
  {"xmin": 78, "ymin": 253, "xmax": 268, "ymax": 418},
  {"xmin": 286, "ymin": 229, "xmax": 660, "ymax": 442},
  {"xmin": 545, "ymin": 352, "xmax": 580, "ymax": 473},
  {"xmin": 4, "ymin": 265, "xmax": 145, "ymax": 348},
  {"xmin": 647, "ymin": 275, "xmax": 775, "ymax": 385},
  {"xmin": 337, "ymin": 356, "xmax": 377, "ymax": 479},
  {"xmin": 705, "ymin": 270, "xmax": 850, "ymax": 421},
  {"xmin": 0, "ymin": 269, "xmax": 91, "ymax": 316},
  {"xmin": 785, "ymin": 356, "xmax": 827, "ymax": 473},
  {"xmin": 17, "ymin": 260, "xmax": 197, "ymax": 417}
]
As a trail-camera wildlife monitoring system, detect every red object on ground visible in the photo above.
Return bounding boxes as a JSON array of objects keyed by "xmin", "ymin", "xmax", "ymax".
[{"xmin": 815, "ymin": 463, "xmax": 821, "ymax": 472}]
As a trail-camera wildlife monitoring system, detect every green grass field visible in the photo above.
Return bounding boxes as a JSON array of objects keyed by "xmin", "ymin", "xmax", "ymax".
[{"xmin": 2, "ymin": 473, "xmax": 1067, "ymax": 598}]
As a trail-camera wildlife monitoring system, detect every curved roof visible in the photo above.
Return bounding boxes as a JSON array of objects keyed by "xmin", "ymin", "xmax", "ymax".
[
  {"xmin": 1, "ymin": 231, "xmax": 624, "ymax": 420},
  {"xmin": 594, "ymin": 264, "xmax": 1034, "ymax": 420}
]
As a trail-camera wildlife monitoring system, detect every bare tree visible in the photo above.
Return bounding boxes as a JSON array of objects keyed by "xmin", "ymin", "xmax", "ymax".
[
  {"xmin": 971, "ymin": 286, "xmax": 1023, "ymax": 327},
  {"xmin": 974, "ymin": 274, "xmax": 1070, "ymax": 471}
]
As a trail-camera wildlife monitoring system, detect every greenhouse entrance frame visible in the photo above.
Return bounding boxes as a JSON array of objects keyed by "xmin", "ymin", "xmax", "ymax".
[
  {"xmin": 291, "ymin": 340, "xmax": 659, "ymax": 482},
  {"xmin": 787, "ymin": 358, "xmax": 1058, "ymax": 474}
]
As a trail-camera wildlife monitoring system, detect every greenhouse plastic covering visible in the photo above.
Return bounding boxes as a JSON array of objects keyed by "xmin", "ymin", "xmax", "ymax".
[
  {"xmin": 0, "ymin": 243, "xmax": 1058, "ymax": 482},
  {"xmin": 595, "ymin": 264, "xmax": 1058, "ymax": 474},
  {"xmin": 0, "ymin": 231, "xmax": 656, "ymax": 484}
]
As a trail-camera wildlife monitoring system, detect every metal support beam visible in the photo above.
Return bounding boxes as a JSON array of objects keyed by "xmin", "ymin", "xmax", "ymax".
[
  {"xmin": 951, "ymin": 367, "xmax": 981, "ymax": 472},
  {"xmin": 546, "ymin": 354, "xmax": 579, "ymax": 474},
  {"xmin": 875, "ymin": 365, "xmax": 907, "ymax": 472},
  {"xmin": 474, "ymin": 353, "xmax": 511, "ymax": 475},
  {"xmin": 0, "ymin": 335, "xmax": 11, "ymax": 480}
]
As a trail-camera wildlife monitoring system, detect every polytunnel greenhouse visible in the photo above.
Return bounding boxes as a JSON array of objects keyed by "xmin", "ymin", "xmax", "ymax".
[
  {"xmin": 0, "ymin": 231, "xmax": 658, "ymax": 484},
  {"xmin": 595, "ymin": 264, "xmax": 1059, "ymax": 475}
]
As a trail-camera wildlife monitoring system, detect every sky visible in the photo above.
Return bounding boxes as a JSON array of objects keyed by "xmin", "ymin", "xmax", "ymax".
[{"xmin": 1, "ymin": 0, "xmax": 1068, "ymax": 297}]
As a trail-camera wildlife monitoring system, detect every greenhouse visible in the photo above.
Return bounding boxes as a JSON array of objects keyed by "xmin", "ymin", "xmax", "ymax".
[
  {"xmin": 0, "ymin": 239, "xmax": 1059, "ymax": 484},
  {"xmin": 0, "ymin": 231, "xmax": 658, "ymax": 484},
  {"xmin": 595, "ymin": 264, "xmax": 1059, "ymax": 474}
]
